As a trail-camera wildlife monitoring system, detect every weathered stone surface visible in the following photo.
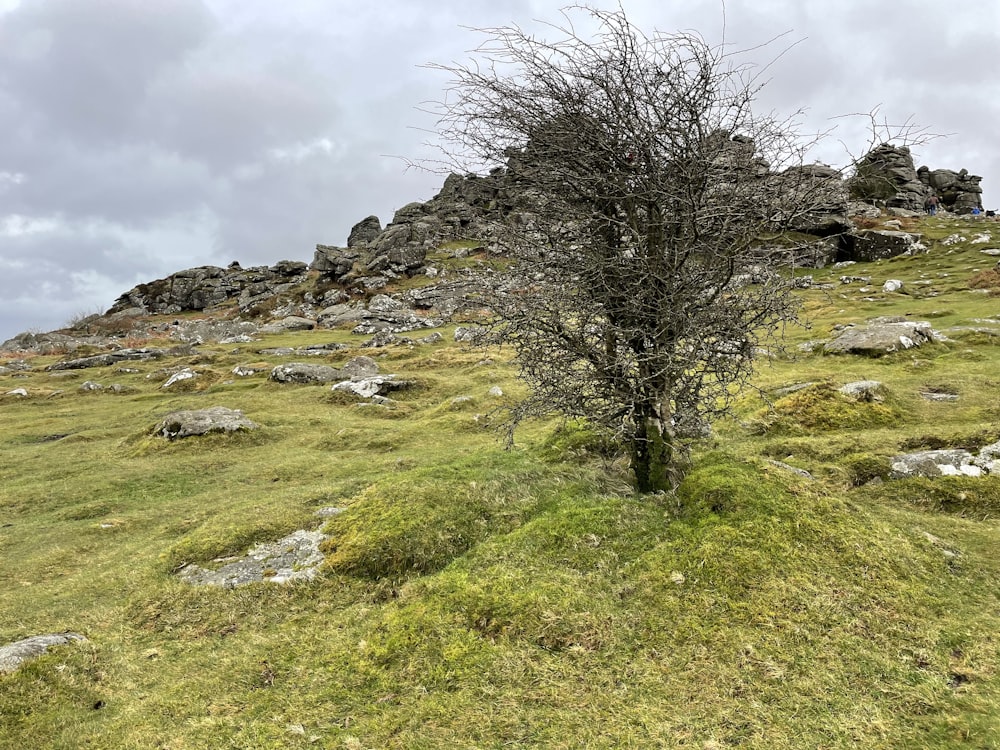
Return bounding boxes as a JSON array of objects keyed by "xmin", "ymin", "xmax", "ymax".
[
  {"xmin": 46, "ymin": 348, "xmax": 166, "ymax": 371},
  {"xmin": 170, "ymin": 319, "xmax": 259, "ymax": 344},
  {"xmin": 0, "ymin": 633, "xmax": 87, "ymax": 673},
  {"xmin": 178, "ymin": 530, "xmax": 327, "ymax": 588},
  {"xmin": 340, "ymin": 356, "xmax": 379, "ymax": 379},
  {"xmin": 347, "ymin": 215, "xmax": 383, "ymax": 247},
  {"xmin": 161, "ymin": 368, "xmax": 197, "ymax": 388},
  {"xmin": 850, "ymin": 230, "xmax": 924, "ymax": 262},
  {"xmin": 312, "ymin": 245, "xmax": 359, "ymax": 280},
  {"xmin": 316, "ymin": 303, "xmax": 367, "ymax": 328},
  {"xmin": 883, "ymin": 279, "xmax": 904, "ymax": 293},
  {"xmin": 838, "ymin": 380, "xmax": 884, "ymax": 401},
  {"xmin": 890, "ymin": 450, "xmax": 981, "ymax": 478},
  {"xmin": 155, "ymin": 407, "xmax": 258, "ymax": 439},
  {"xmin": 331, "ymin": 374, "xmax": 414, "ymax": 399},
  {"xmin": 824, "ymin": 319, "xmax": 937, "ymax": 356},
  {"xmin": 259, "ymin": 316, "xmax": 316, "ymax": 334},
  {"xmin": 269, "ymin": 363, "xmax": 342, "ymax": 384},
  {"xmin": 454, "ymin": 326, "xmax": 487, "ymax": 343}
]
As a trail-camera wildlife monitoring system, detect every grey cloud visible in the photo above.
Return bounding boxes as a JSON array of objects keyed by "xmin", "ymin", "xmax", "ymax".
[{"xmin": 0, "ymin": 0, "xmax": 215, "ymax": 144}]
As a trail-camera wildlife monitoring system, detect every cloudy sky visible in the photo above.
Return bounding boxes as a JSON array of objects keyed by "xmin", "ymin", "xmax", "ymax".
[{"xmin": 1, "ymin": 0, "xmax": 998, "ymax": 341}]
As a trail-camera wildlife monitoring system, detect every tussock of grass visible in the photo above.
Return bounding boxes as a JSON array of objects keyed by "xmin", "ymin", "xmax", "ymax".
[{"xmin": 750, "ymin": 381, "xmax": 903, "ymax": 434}]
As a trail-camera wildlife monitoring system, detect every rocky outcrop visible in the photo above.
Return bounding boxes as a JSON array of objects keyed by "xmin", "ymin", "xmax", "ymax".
[
  {"xmin": 108, "ymin": 261, "xmax": 311, "ymax": 316},
  {"xmin": 850, "ymin": 143, "xmax": 983, "ymax": 214}
]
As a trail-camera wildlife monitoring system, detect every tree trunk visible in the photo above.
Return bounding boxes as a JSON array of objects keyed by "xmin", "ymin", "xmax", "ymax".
[{"xmin": 629, "ymin": 409, "xmax": 687, "ymax": 493}]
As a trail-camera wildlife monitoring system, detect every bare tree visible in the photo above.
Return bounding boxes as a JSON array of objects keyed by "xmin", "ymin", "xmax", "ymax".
[{"xmin": 428, "ymin": 6, "xmax": 838, "ymax": 492}]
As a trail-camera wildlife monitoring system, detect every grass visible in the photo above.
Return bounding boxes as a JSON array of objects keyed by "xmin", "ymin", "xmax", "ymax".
[{"xmin": 1, "ymin": 216, "xmax": 1000, "ymax": 748}]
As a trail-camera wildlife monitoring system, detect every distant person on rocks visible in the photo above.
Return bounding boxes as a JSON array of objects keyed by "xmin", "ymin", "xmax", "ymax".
[
  {"xmin": 925, "ymin": 194, "xmax": 940, "ymax": 215},
  {"xmin": 972, "ymin": 206, "xmax": 982, "ymax": 219}
]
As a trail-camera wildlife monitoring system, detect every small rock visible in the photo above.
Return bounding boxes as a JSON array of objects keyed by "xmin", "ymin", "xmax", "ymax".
[
  {"xmin": 162, "ymin": 368, "xmax": 197, "ymax": 389},
  {"xmin": 838, "ymin": 380, "xmax": 884, "ymax": 402},
  {"xmin": 488, "ymin": 386, "xmax": 504, "ymax": 397},
  {"xmin": 882, "ymin": 279, "xmax": 904, "ymax": 293}
]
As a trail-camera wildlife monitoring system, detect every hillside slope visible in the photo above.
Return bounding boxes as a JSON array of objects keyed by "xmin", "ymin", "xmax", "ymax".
[{"xmin": 1, "ymin": 214, "xmax": 999, "ymax": 748}]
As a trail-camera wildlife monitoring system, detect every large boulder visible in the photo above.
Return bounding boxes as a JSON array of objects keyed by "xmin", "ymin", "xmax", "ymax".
[
  {"xmin": 848, "ymin": 230, "xmax": 924, "ymax": 262},
  {"xmin": 347, "ymin": 215, "xmax": 383, "ymax": 247},
  {"xmin": 824, "ymin": 318, "xmax": 938, "ymax": 356}
]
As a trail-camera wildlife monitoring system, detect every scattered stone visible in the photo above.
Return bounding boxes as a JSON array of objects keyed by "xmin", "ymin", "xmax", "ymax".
[
  {"xmin": 980, "ymin": 248, "xmax": 1000, "ymax": 256},
  {"xmin": 488, "ymin": 386, "xmax": 504, "ymax": 397},
  {"xmin": 315, "ymin": 506, "xmax": 346, "ymax": 518},
  {"xmin": 177, "ymin": 529, "xmax": 327, "ymax": 588},
  {"xmin": 259, "ymin": 316, "xmax": 316, "ymax": 334},
  {"xmin": 340, "ymin": 356, "xmax": 379, "ymax": 379},
  {"xmin": 161, "ymin": 368, "xmax": 198, "ymax": 389},
  {"xmin": 232, "ymin": 365, "xmax": 267, "ymax": 377},
  {"xmin": 838, "ymin": 380, "xmax": 884, "ymax": 402},
  {"xmin": 419, "ymin": 331, "xmax": 444, "ymax": 344},
  {"xmin": 771, "ymin": 382, "xmax": 817, "ymax": 397},
  {"xmin": 155, "ymin": 407, "xmax": 258, "ymax": 440},
  {"xmin": 920, "ymin": 392, "xmax": 959, "ymax": 402},
  {"xmin": 766, "ymin": 460, "xmax": 814, "ymax": 480},
  {"xmin": 455, "ymin": 326, "xmax": 487, "ymax": 344},
  {"xmin": 889, "ymin": 449, "xmax": 981, "ymax": 479},
  {"xmin": 331, "ymin": 375, "xmax": 414, "ymax": 399},
  {"xmin": 882, "ymin": 279, "xmax": 904, "ymax": 293},
  {"xmin": 269, "ymin": 363, "xmax": 342, "ymax": 384},
  {"xmin": 79, "ymin": 381, "xmax": 104, "ymax": 392},
  {"xmin": 45, "ymin": 348, "xmax": 166, "ymax": 371},
  {"xmin": 5, "ymin": 388, "xmax": 28, "ymax": 397},
  {"xmin": 0, "ymin": 633, "xmax": 87, "ymax": 673}
]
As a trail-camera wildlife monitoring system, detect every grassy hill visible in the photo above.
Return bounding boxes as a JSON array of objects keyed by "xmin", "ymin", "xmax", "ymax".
[{"xmin": 1, "ymin": 215, "xmax": 999, "ymax": 749}]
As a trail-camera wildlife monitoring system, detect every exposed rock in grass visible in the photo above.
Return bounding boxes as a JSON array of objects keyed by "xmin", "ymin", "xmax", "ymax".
[
  {"xmin": 340, "ymin": 356, "xmax": 379, "ymax": 379},
  {"xmin": 269, "ymin": 362, "xmax": 341, "ymax": 384},
  {"xmin": 177, "ymin": 529, "xmax": 327, "ymax": 588},
  {"xmin": 156, "ymin": 407, "xmax": 258, "ymax": 440},
  {"xmin": 45, "ymin": 348, "xmax": 166, "ymax": 371},
  {"xmin": 161, "ymin": 368, "xmax": 197, "ymax": 388},
  {"xmin": 889, "ymin": 440, "xmax": 1000, "ymax": 478},
  {"xmin": 824, "ymin": 318, "xmax": 938, "ymax": 356},
  {"xmin": 331, "ymin": 374, "xmax": 414, "ymax": 399},
  {"xmin": 838, "ymin": 380, "xmax": 884, "ymax": 402},
  {"xmin": 890, "ymin": 450, "xmax": 982, "ymax": 478},
  {"xmin": 259, "ymin": 316, "xmax": 316, "ymax": 334},
  {"xmin": 5, "ymin": 387, "xmax": 28, "ymax": 398},
  {"xmin": 0, "ymin": 633, "xmax": 87, "ymax": 673}
]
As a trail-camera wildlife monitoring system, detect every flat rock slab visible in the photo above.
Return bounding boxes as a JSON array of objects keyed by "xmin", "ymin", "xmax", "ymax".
[
  {"xmin": 890, "ymin": 449, "xmax": 981, "ymax": 478},
  {"xmin": 269, "ymin": 363, "xmax": 342, "ymax": 384},
  {"xmin": 45, "ymin": 348, "xmax": 166, "ymax": 371},
  {"xmin": 824, "ymin": 320, "xmax": 936, "ymax": 356},
  {"xmin": 156, "ymin": 407, "xmax": 258, "ymax": 440},
  {"xmin": 177, "ymin": 530, "xmax": 327, "ymax": 588},
  {"xmin": 0, "ymin": 633, "xmax": 87, "ymax": 673},
  {"xmin": 331, "ymin": 374, "xmax": 414, "ymax": 399}
]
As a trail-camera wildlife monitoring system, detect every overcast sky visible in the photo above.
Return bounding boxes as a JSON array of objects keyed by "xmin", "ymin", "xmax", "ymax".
[{"xmin": 1, "ymin": 0, "xmax": 998, "ymax": 341}]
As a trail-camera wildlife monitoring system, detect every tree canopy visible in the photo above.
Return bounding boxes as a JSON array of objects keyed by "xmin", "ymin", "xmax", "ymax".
[{"xmin": 430, "ymin": 7, "xmax": 837, "ymax": 492}]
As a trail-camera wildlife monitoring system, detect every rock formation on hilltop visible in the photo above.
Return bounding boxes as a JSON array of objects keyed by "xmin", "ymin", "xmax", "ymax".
[
  {"xmin": 850, "ymin": 143, "xmax": 983, "ymax": 213},
  {"xmin": 1, "ymin": 137, "xmax": 990, "ymax": 354}
]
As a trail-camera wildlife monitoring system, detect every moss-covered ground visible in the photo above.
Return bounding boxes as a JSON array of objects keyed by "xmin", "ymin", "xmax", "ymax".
[{"xmin": 1, "ymin": 215, "xmax": 999, "ymax": 748}]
